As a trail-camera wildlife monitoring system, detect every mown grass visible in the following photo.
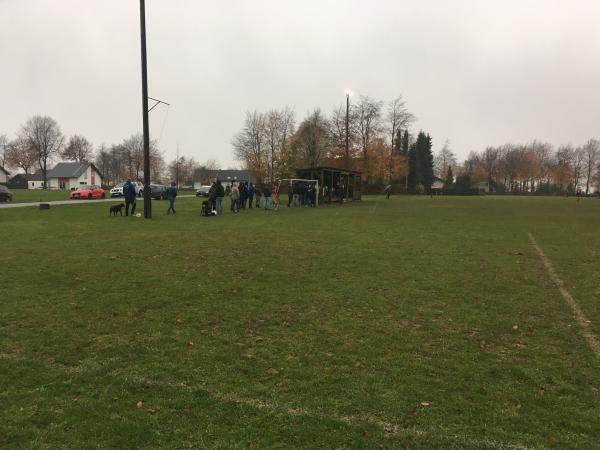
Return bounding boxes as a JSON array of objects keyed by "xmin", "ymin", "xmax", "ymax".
[
  {"xmin": 8, "ymin": 188, "xmax": 72, "ymax": 203},
  {"xmin": 1, "ymin": 195, "xmax": 599, "ymax": 449}
]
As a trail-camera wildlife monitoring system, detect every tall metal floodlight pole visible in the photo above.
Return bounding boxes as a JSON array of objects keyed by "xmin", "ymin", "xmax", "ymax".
[
  {"xmin": 140, "ymin": 0, "xmax": 152, "ymax": 218},
  {"xmin": 345, "ymin": 90, "xmax": 351, "ymax": 169}
]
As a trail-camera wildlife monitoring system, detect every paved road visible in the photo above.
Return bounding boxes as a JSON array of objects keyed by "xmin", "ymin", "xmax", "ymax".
[{"xmin": 0, "ymin": 195, "xmax": 197, "ymax": 209}]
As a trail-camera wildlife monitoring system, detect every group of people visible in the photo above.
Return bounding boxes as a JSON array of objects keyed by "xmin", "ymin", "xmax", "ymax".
[
  {"xmin": 287, "ymin": 181, "xmax": 318, "ymax": 207},
  {"xmin": 204, "ymin": 180, "xmax": 281, "ymax": 214}
]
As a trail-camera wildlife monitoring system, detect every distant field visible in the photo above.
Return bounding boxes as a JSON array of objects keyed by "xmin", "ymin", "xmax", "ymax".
[{"xmin": 1, "ymin": 195, "xmax": 599, "ymax": 449}]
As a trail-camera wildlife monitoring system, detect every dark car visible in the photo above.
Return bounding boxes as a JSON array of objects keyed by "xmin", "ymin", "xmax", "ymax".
[
  {"xmin": 195, "ymin": 185, "xmax": 211, "ymax": 197},
  {"xmin": 0, "ymin": 185, "xmax": 13, "ymax": 202},
  {"xmin": 150, "ymin": 184, "xmax": 167, "ymax": 200}
]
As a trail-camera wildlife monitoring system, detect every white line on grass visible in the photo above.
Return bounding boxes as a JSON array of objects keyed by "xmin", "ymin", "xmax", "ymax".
[
  {"xmin": 0, "ymin": 352, "xmax": 534, "ymax": 450},
  {"xmin": 528, "ymin": 232, "xmax": 600, "ymax": 358}
]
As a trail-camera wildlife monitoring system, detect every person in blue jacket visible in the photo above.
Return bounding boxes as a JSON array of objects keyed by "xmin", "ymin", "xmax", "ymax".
[
  {"xmin": 165, "ymin": 181, "xmax": 178, "ymax": 214},
  {"xmin": 123, "ymin": 179, "xmax": 137, "ymax": 216}
]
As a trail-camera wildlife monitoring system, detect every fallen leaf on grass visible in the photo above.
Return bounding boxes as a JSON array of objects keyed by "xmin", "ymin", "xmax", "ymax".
[
  {"xmin": 266, "ymin": 368, "xmax": 279, "ymax": 375},
  {"xmin": 136, "ymin": 401, "xmax": 143, "ymax": 409},
  {"xmin": 147, "ymin": 408, "xmax": 157, "ymax": 415},
  {"xmin": 187, "ymin": 341, "xmax": 194, "ymax": 347},
  {"xmin": 420, "ymin": 401, "xmax": 430, "ymax": 407},
  {"xmin": 547, "ymin": 435, "xmax": 557, "ymax": 444},
  {"xmin": 175, "ymin": 318, "xmax": 184, "ymax": 325},
  {"xmin": 566, "ymin": 361, "xmax": 574, "ymax": 369}
]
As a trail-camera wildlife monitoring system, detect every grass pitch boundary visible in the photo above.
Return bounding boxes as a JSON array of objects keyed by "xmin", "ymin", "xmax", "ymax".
[
  {"xmin": 528, "ymin": 232, "xmax": 600, "ymax": 359},
  {"xmin": 0, "ymin": 351, "xmax": 533, "ymax": 450}
]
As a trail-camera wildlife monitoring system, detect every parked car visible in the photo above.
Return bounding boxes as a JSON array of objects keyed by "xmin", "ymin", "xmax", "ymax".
[
  {"xmin": 70, "ymin": 185, "xmax": 105, "ymax": 200},
  {"xmin": 195, "ymin": 185, "xmax": 212, "ymax": 197},
  {"xmin": 0, "ymin": 185, "xmax": 13, "ymax": 202},
  {"xmin": 150, "ymin": 184, "xmax": 167, "ymax": 200},
  {"xmin": 110, "ymin": 181, "xmax": 144, "ymax": 198}
]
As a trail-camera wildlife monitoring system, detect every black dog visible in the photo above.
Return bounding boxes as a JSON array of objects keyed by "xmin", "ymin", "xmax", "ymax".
[{"xmin": 110, "ymin": 203, "xmax": 125, "ymax": 216}]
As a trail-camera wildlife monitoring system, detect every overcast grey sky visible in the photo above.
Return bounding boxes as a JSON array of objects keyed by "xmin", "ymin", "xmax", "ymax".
[{"xmin": 1, "ymin": 0, "xmax": 599, "ymax": 167}]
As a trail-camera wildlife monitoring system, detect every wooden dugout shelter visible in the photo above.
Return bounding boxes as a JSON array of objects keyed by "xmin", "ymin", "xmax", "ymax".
[{"xmin": 295, "ymin": 166, "xmax": 362, "ymax": 203}]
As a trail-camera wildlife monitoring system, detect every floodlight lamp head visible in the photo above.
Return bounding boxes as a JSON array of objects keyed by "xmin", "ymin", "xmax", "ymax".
[{"xmin": 345, "ymin": 89, "xmax": 353, "ymax": 97}]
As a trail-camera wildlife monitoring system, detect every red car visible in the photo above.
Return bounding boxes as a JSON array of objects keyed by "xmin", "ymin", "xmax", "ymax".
[{"xmin": 70, "ymin": 185, "xmax": 105, "ymax": 200}]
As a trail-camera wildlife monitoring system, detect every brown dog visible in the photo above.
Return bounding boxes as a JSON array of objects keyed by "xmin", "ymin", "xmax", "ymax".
[{"xmin": 110, "ymin": 203, "xmax": 125, "ymax": 216}]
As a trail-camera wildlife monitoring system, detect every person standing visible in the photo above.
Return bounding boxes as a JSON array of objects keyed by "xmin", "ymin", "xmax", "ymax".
[
  {"xmin": 384, "ymin": 184, "xmax": 391, "ymax": 200},
  {"xmin": 248, "ymin": 182, "xmax": 255, "ymax": 209},
  {"xmin": 272, "ymin": 182, "xmax": 280, "ymax": 211},
  {"xmin": 263, "ymin": 183, "xmax": 272, "ymax": 210},
  {"xmin": 238, "ymin": 182, "xmax": 246, "ymax": 209},
  {"xmin": 123, "ymin": 179, "xmax": 137, "ymax": 216},
  {"xmin": 165, "ymin": 181, "xmax": 178, "ymax": 214},
  {"xmin": 208, "ymin": 181, "xmax": 217, "ymax": 211},
  {"xmin": 215, "ymin": 180, "xmax": 225, "ymax": 215},
  {"xmin": 230, "ymin": 183, "xmax": 240, "ymax": 213},
  {"xmin": 255, "ymin": 185, "xmax": 262, "ymax": 208}
]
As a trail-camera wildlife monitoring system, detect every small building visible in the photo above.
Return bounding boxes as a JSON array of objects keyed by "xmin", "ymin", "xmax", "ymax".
[
  {"xmin": 431, "ymin": 177, "xmax": 444, "ymax": 194},
  {"xmin": 25, "ymin": 162, "xmax": 104, "ymax": 189},
  {"xmin": 477, "ymin": 181, "xmax": 490, "ymax": 194},
  {"xmin": 295, "ymin": 166, "xmax": 362, "ymax": 202},
  {"xmin": 8, "ymin": 173, "xmax": 37, "ymax": 189},
  {"xmin": 0, "ymin": 166, "xmax": 9, "ymax": 185}
]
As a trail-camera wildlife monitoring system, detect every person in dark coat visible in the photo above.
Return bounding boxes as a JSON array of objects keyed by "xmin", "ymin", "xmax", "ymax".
[
  {"xmin": 239, "ymin": 182, "xmax": 248, "ymax": 209},
  {"xmin": 166, "ymin": 182, "xmax": 177, "ymax": 214},
  {"xmin": 254, "ymin": 185, "xmax": 262, "ymax": 208},
  {"xmin": 262, "ymin": 184, "xmax": 272, "ymax": 210},
  {"xmin": 215, "ymin": 180, "xmax": 225, "ymax": 215},
  {"xmin": 123, "ymin": 179, "xmax": 137, "ymax": 216},
  {"xmin": 247, "ymin": 182, "xmax": 255, "ymax": 209},
  {"xmin": 208, "ymin": 182, "xmax": 217, "ymax": 211}
]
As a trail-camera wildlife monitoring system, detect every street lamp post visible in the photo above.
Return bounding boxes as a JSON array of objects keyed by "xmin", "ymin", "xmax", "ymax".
[
  {"xmin": 344, "ymin": 89, "xmax": 352, "ymax": 169},
  {"xmin": 139, "ymin": 0, "xmax": 151, "ymax": 218}
]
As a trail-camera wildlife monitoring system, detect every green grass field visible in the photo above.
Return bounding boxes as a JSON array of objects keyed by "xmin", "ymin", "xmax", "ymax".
[
  {"xmin": 8, "ymin": 188, "xmax": 72, "ymax": 203},
  {"xmin": 1, "ymin": 196, "xmax": 599, "ymax": 449}
]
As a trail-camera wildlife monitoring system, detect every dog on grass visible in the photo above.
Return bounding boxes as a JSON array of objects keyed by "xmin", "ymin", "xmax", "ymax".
[{"xmin": 109, "ymin": 203, "xmax": 125, "ymax": 216}]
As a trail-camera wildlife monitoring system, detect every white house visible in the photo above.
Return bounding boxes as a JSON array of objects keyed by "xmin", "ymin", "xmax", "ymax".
[
  {"xmin": 27, "ymin": 162, "xmax": 104, "ymax": 189},
  {"xmin": 0, "ymin": 166, "xmax": 9, "ymax": 184}
]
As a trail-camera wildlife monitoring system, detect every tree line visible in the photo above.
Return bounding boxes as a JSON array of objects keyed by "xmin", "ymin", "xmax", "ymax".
[
  {"xmin": 232, "ymin": 95, "xmax": 425, "ymax": 188},
  {"xmin": 0, "ymin": 115, "xmax": 218, "ymax": 188},
  {"xmin": 435, "ymin": 139, "xmax": 600, "ymax": 194}
]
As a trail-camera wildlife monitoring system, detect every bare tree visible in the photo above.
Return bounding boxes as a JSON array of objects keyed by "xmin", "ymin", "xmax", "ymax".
[
  {"xmin": 386, "ymin": 96, "xmax": 415, "ymax": 181},
  {"xmin": 19, "ymin": 116, "xmax": 64, "ymax": 188},
  {"xmin": 61, "ymin": 134, "xmax": 94, "ymax": 162},
  {"xmin": 276, "ymin": 106, "xmax": 296, "ymax": 178},
  {"xmin": 583, "ymin": 138, "xmax": 600, "ymax": 194},
  {"xmin": 291, "ymin": 109, "xmax": 330, "ymax": 167},
  {"xmin": 5, "ymin": 136, "xmax": 38, "ymax": 174},
  {"xmin": 572, "ymin": 146, "xmax": 586, "ymax": 189},
  {"xmin": 355, "ymin": 96, "xmax": 383, "ymax": 181},
  {"xmin": 481, "ymin": 146, "xmax": 499, "ymax": 187},
  {"xmin": 434, "ymin": 140, "xmax": 457, "ymax": 178},
  {"xmin": 232, "ymin": 111, "xmax": 267, "ymax": 182},
  {"xmin": 168, "ymin": 155, "xmax": 196, "ymax": 186}
]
